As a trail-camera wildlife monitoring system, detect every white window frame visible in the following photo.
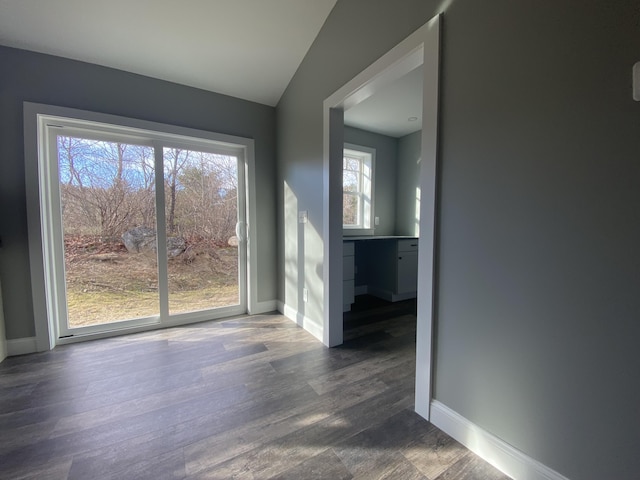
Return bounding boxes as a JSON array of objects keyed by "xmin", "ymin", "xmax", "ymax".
[
  {"xmin": 342, "ymin": 143, "xmax": 375, "ymax": 235},
  {"xmin": 24, "ymin": 103, "xmax": 259, "ymax": 349}
]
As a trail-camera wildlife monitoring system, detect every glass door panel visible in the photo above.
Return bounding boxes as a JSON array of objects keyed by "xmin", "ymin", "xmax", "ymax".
[
  {"xmin": 162, "ymin": 148, "xmax": 240, "ymax": 315},
  {"xmin": 44, "ymin": 117, "xmax": 249, "ymax": 341},
  {"xmin": 57, "ymin": 135, "xmax": 159, "ymax": 329}
]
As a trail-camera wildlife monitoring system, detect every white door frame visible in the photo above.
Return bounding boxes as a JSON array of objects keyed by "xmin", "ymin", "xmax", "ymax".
[
  {"xmin": 24, "ymin": 103, "xmax": 259, "ymax": 349},
  {"xmin": 0, "ymin": 278, "xmax": 6, "ymax": 363},
  {"xmin": 322, "ymin": 14, "xmax": 441, "ymax": 420}
]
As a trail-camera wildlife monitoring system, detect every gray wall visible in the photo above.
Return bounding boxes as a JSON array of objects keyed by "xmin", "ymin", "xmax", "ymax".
[
  {"xmin": 344, "ymin": 126, "xmax": 398, "ymax": 236},
  {"xmin": 276, "ymin": 1, "xmax": 640, "ymax": 479},
  {"xmin": 395, "ymin": 130, "xmax": 422, "ymax": 236},
  {"xmin": 0, "ymin": 46, "xmax": 277, "ymax": 340}
]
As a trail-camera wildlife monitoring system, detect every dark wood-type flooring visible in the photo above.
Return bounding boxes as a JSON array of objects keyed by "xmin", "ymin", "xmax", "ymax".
[{"xmin": 0, "ymin": 296, "xmax": 510, "ymax": 479}]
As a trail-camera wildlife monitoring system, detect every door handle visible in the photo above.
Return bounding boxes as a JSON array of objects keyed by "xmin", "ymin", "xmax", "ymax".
[{"xmin": 235, "ymin": 222, "xmax": 248, "ymax": 242}]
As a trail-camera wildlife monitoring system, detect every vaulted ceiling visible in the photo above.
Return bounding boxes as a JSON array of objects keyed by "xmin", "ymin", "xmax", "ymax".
[
  {"xmin": 0, "ymin": 0, "xmax": 338, "ymax": 106},
  {"xmin": 0, "ymin": 0, "xmax": 424, "ymax": 137}
]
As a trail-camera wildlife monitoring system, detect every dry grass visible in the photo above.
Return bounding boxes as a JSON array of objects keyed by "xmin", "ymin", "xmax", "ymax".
[{"xmin": 64, "ymin": 239, "xmax": 239, "ymax": 328}]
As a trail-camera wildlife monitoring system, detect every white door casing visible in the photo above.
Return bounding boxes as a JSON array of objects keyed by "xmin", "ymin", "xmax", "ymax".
[{"xmin": 322, "ymin": 14, "xmax": 441, "ymax": 419}]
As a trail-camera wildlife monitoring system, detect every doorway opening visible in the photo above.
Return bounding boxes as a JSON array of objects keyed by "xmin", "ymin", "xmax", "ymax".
[{"xmin": 323, "ymin": 14, "xmax": 440, "ymax": 420}]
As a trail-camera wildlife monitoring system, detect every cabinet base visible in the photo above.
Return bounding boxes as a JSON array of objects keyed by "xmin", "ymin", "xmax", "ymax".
[{"xmin": 362, "ymin": 286, "xmax": 417, "ymax": 303}]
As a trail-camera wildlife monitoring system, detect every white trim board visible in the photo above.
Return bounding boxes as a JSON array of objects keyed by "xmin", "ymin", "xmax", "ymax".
[
  {"xmin": 0, "ymin": 279, "xmax": 6, "ymax": 362},
  {"xmin": 367, "ymin": 286, "xmax": 417, "ymax": 303},
  {"xmin": 251, "ymin": 300, "xmax": 278, "ymax": 315},
  {"xmin": 6, "ymin": 337, "xmax": 38, "ymax": 357},
  {"xmin": 11, "ymin": 300, "xmax": 278, "ymax": 349},
  {"xmin": 354, "ymin": 285, "xmax": 368, "ymax": 296},
  {"xmin": 277, "ymin": 301, "xmax": 324, "ymax": 343},
  {"xmin": 430, "ymin": 401, "xmax": 571, "ymax": 480}
]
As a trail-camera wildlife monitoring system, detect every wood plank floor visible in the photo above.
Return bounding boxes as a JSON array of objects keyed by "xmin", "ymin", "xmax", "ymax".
[{"xmin": 0, "ymin": 297, "xmax": 510, "ymax": 480}]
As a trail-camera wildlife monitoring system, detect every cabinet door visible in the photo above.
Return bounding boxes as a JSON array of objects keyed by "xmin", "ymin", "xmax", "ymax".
[
  {"xmin": 397, "ymin": 251, "xmax": 418, "ymax": 294},
  {"xmin": 343, "ymin": 242, "xmax": 355, "ymax": 310},
  {"xmin": 343, "ymin": 255, "xmax": 355, "ymax": 281}
]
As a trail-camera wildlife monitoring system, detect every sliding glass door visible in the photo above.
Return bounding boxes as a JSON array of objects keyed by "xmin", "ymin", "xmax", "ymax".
[
  {"xmin": 57, "ymin": 135, "xmax": 160, "ymax": 330},
  {"xmin": 46, "ymin": 120, "xmax": 247, "ymax": 338},
  {"xmin": 162, "ymin": 147, "xmax": 243, "ymax": 315}
]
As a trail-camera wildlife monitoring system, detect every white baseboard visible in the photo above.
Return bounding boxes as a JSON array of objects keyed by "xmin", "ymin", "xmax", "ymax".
[
  {"xmin": 251, "ymin": 299, "xmax": 278, "ymax": 314},
  {"xmin": 367, "ymin": 286, "xmax": 393, "ymax": 302},
  {"xmin": 391, "ymin": 291, "xmax": 417, "ymax": 302},
  {"xmin": 429, "ymin": 400, "xmax": 570, "ymax": 480},
  {"xmin": 367, "ymin": 286, "xmax": 416, "ymax": 303},
  {"xmin": 354, "ymin": 285, "xmax": 368, "ymax": 296},
  {"xmin": 277, "ymin": 301, "xmax": 323, "ymax": 342},
  {"xmin": 7, "ymin": 337, "xmax": 38, "ymax": 357}
]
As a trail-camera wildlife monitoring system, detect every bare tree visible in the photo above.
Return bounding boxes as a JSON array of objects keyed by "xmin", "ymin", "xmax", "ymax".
[
  {"xmin": 164, "ymin": 148, "xmax": 191, "ymax": 235},
  {"xmin": 58, "ymin": 137, "xmax": 239, "ymax": 246},
  {"xmin": 58, "ymin": 136, "xmax": 156, "ymax": 239},
  {"xmin": 175, "ymin": 152, "xmax": 238, "ymax": 245},
  {"xmin": 134, "ymin": 146, "xmax": 156, "ymax": 228}
]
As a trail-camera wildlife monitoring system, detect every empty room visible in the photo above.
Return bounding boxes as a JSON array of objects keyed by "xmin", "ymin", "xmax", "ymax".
[{"xmin": 1, "ymin": 1, "xmax": 639, "ymax": 479}]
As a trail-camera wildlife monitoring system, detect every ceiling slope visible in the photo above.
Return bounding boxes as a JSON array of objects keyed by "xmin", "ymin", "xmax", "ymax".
[{"xmin": 0, "ymin": 0, "xmax": 337, "ymax": 106}]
